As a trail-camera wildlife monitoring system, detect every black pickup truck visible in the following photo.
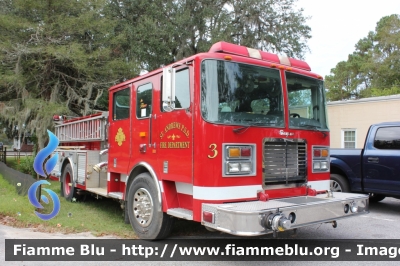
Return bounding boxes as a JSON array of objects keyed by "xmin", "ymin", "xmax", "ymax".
[{"xmin": 330, "ymin": 122, "xmax": 400, "ymax": 202}]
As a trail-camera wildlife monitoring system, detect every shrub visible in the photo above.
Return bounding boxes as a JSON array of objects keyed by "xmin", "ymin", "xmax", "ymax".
[{"xmin": 17, "ymin": 155, "xmax": 36, "ymax": 177}]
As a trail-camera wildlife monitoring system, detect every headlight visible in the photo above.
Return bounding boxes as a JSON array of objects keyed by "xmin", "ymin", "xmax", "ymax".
[
  {"xmin": 312, "ymin": 146, "xmax": 330, "ymax": 173},
  {"xmin": 227, "ymin": 162, "xmax": 240, "ymax": 173},
  {"xmin": 240, "ymin": 162, "xmax": 252, "ymax": 172}
]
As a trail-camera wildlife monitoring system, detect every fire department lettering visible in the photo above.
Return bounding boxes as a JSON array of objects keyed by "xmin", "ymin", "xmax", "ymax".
[
  {"xmin": 160, "ymin": 141, "xmax": 190, "ymax": 149},
  {"xmin": 159, "ymin": 122, "xmax": 190, "ymax": 139}
]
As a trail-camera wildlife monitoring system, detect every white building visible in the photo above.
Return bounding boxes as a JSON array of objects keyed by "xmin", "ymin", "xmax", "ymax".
[{"xmin": 327, "ymin": 94, "xmax": 400, "ymax": 148}]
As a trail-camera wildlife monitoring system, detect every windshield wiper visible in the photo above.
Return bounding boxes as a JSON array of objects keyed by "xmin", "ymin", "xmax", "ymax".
[
  {"xmin": 301, "ymin": 124, "xmax": 328, "ymax": 137},
  {"xmin": 232, "ymin": 121, "xmax": 274, "ymax": 133},
  {"xmin": 233, "ymin": 125, "xmax": 250, "ymax": 133}
]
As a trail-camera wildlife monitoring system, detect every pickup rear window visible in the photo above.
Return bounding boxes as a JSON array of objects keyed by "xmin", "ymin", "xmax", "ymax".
[{"xmin": 374, "ymin": 126, "xmax": 400, "ymax": 150}]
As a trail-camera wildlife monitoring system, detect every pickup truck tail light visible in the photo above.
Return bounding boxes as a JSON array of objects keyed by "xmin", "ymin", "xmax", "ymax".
[{"xmin": 312, "ymin": 146, "xmax": 330, "ymax": 172}]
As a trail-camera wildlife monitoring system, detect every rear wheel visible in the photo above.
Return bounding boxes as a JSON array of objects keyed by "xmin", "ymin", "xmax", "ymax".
[
  {"xmin": 127, "ymin": 173, "xmax": 174, "ymax": 239},
  {"xmin": 369, "ymin": 193, "xmax": 386, "ymax": 203},
  {"xmin": 330, "ymin": 174, "xmax": 350, "ymax": 192},
  {"xmin": 61, "ymin": 164, "xmax": 75, "ymax": 200}
]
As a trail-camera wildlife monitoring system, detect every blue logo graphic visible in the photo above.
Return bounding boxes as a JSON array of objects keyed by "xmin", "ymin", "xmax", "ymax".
[
  {"xmin": 28, "ymin": 180, "xmax": 61, "ymax": 220},
  {"xmin": 28, "ymin": 130, "xmax": 61, "ymax": 220},
  {"xmin": 33, "ymin": 130, "xmax": 59, "ymax": 177}
]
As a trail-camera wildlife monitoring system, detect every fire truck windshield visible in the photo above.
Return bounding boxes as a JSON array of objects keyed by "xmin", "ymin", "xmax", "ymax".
[
  {"xmin": 286, "ymin": 72, "xmax": 329, "ymax": 131},
  {"xmin": 201, "ymin": 59, "xmax": 285, "ymax": 127},
  {"xmin": 201, "ymin": 59, "xmax": 328, "ymax": 131}
]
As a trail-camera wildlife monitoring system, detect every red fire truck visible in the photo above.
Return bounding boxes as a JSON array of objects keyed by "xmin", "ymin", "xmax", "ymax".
[{"xmin": 51, "ymin": 42, "xmax": 369, "ymax": 239}]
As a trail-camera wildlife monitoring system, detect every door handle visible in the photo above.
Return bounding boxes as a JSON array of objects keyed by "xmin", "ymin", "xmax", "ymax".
[{"xmin": 367, "ymin": 157, "xmax": 379, "ymax": 163}]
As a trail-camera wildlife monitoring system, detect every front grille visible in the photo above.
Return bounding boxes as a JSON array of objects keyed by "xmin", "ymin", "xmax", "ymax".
[{"xmin": 263, "ymin": 139, "xmax": 306, "ymax": 186}]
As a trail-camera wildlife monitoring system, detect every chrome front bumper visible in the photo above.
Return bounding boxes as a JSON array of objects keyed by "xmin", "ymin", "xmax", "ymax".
[{"xmin": 202, "ymin": 192, "xmax": 369, "ymax": 236}]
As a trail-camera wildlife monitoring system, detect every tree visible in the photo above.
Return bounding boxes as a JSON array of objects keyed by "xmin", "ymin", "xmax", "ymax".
[
  {"xmin": 107, "ymin": 0, "xmax": 311, "ymax": 71},
  {"xmin": 325, "ymin": 14, "xmax": 400, "ymax": 101},
  {"xmin": 1, "ymin": 0, "xmax": 312, "ymax": 147},
  {"xmin": 0, "ymin": 0, "xmax": 138, "ymax": 148}
]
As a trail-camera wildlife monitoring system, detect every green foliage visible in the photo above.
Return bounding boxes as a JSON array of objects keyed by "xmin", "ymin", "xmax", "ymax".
[
  {"xmin": 107, "ymin": 0, "xmax": 311, "ymax": 71},
  {"xmin": 1, "ymin": 0, "xmax": 311, "ymax": 147},
  {"xmin": 17, "ymin": 156, "xmax": 35, "ymax": 177},
  {"xmin": 326, "ymin": 14, "xmax": 400, "ymax": 101},
  {"xmin": 0, "ymin": 0, "xmax": 139, "ymax": 148}
]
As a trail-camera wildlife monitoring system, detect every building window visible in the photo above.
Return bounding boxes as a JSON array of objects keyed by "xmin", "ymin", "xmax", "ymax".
[{"xmin": 342, "ymin": 129, "xmax": 356, "ymax": 148}]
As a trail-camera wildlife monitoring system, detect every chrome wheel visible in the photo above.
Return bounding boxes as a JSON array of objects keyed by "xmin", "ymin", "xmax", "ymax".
[
  {"xmin": 133, "ymin": 188, "xmax": 154, "ymax": 227},
  {"xmin": 330, "ymin": 179, "xmax": 342, "ymax": 192}
]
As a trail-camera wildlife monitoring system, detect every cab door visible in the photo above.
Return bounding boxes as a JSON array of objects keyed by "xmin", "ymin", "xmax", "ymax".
[
  {"xmin": 363, "ymin": 126, "xmax": 400, "ymax": 193},
  {"xmin": 154, "ymin": 67, "xmax": 193, "ymax": 184},
  {"xmin": 108, "ymin": 86, "xmax": 132, "ymax": 174}
]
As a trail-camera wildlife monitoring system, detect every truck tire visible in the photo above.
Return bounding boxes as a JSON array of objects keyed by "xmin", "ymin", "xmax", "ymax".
[
  {"xmin": 127, "ymin": 173, "xmax": 174, "ymax": 239},
  {"xmin": 61, "ymin": 164, "xmax": 75, "ymax": 201},
  {"xmin": 330, "ymin": 174, "xmax": 350, "ymax": 192},
  {"xmin": 369, "ymin": 193, "xmax": 386, "ymax": 203}
]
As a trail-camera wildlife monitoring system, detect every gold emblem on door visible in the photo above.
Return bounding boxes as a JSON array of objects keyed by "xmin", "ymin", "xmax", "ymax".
[{"xmin": 115, "ymin": 128, "xmax": 126, "ymax": 146}]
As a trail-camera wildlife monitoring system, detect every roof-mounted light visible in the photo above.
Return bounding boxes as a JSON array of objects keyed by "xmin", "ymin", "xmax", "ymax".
[{"xmin": 208, "ymin": 42, "xmax": 311, "ymax": 71}]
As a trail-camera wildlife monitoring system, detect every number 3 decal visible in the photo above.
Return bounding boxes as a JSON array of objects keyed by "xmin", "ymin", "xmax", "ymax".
[{"xmin": 208, "ymin": 144, "xmax": 218, "ymax": 159}]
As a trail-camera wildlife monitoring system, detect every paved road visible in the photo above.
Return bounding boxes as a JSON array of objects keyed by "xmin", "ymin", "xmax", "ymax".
[{"xmin": 1, "ymin": 197, "xmax": 400, "ymax": 266}]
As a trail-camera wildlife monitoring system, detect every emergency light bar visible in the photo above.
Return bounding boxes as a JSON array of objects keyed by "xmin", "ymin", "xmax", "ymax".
[{"xmin": 209, "ymin": 41, "xmax": 311, "ymax": 71}]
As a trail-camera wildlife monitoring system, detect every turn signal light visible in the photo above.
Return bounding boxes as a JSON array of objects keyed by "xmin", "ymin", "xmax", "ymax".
[
  {"xmin": 228, "ymin": 148, "xmax": 240, "ymax": 158},
  {"xmin": 228, "ymin": 147, "xmax": 252, "ymax": 158},
  {"xmin": 313, "ymin": 148, "xmax": 329, "ymax": 157}
]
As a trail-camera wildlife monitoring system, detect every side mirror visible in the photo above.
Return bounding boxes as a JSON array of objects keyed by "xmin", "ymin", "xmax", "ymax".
[{"xmin": 162, "ymin": 67, "xmax": 176, "ymax": 112}]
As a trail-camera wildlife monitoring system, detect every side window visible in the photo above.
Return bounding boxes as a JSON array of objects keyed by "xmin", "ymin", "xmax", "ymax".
[
  {"xmin": 161, "ymin": 68, "xmax": 190, "ymax": 111},
  {"xmin": 137, "ymin": 83, "xmax": 152, "ymax": 118},
  {"xmin": 113, "ymin": 88, "xmax": 130, "ymax": 120},
  {"xmin": 374, "ymin": 127, "xmax": 400, "ymax": 150}
]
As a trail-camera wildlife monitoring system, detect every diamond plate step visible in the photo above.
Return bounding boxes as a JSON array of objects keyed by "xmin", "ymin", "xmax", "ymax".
[{"xmin": 167, "ymin": 208, "xmax": 193, "ymax": 220}]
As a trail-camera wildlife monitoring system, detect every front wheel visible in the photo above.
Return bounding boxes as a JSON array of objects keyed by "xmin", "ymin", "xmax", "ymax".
[
  {"xmin": 330, "ymin": 174, "xmax": 350, "ymax": 192},
  {"xmin": 127, "ymin": 173, "xmax": 174, "ymax": 239}
]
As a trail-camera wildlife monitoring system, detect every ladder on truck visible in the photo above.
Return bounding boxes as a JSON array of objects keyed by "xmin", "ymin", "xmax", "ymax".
[
  {"xmin": 52, "ymin": 112, "xmax": 110, "ymax": 198},
  {"xmin": 55, "ymin": 112, "xmax": 108, "ymax": 143}
]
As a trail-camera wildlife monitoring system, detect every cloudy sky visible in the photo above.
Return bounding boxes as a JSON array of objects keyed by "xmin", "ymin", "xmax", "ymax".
[{"xmin": 296, "ymin": 0, "xmax": 400, "ymax": 77}]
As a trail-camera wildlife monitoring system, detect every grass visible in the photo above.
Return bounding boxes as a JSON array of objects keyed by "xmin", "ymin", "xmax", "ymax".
[
  {"xmin": 0, "ymin": 173, "xmax": 137, "ymax": 238},
  {"xmin": 0, "ymin": 169, "xmax": 211, "ymax": 238}
]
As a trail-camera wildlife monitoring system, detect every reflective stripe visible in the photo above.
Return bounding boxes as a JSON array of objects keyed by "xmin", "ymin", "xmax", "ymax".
[
  {"xmin": 120, "ymin": 174, "xmax": 128, "ymax": 183},
  {"xmin": 193, "ymin": 185, "xmax": 262, "ymax": 200},
  {"xmin": 308, "ymin": 180, "xmax": 330, "ymax": 191},
  {"xmin": 175, "ymin": 182, "xmax": 193, "ymax": 195},
  {"xmin": 107, "ymin": 173, "xmax": 110, "ymax": 181}
]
